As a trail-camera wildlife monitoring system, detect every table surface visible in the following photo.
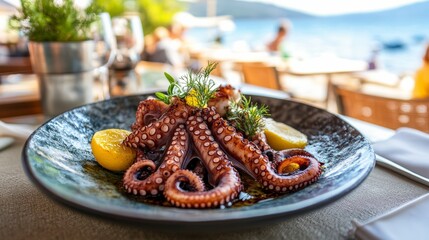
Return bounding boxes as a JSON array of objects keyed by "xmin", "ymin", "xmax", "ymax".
[{"xmin": 1, "ymin": 96, "xmax": 428, "ymax": 240}]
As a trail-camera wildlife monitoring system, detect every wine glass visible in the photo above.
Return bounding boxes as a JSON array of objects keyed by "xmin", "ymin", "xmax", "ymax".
[
  {"xmin": 111, "ymin": 15, "xmax": 144, "ymax": 70},
  {"xmin": 92, "ymin": 12, "xmax": 118, "ymax": 100},
  {"xmin": 96, "ymin": 12, "xmax": 118, "ymax": 68}
]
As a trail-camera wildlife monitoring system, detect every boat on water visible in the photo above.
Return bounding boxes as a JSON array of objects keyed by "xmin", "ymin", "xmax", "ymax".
[{"xmin": 382, "ymin": 40, "xmax": 406, "ymax": 50}]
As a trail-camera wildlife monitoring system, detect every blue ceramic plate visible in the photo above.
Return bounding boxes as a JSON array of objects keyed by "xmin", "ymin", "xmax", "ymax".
[{"xmin": 22, "ymin": 94, "xmax": 375, "ymax": 231}]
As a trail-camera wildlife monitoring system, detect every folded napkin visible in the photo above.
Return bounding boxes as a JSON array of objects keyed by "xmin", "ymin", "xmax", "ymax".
[
  {"xmin": 0, "ymin": 137, "xmax": 14, "ymax": 151},
  {"xmin": 373, "ymin": 127, "xmax": 429, "ymax": 179},
  {"xmin": 0, "ymin": 121, "xmax": 35, "ymax": 140},
  {"xmin": 353, "ymin": 193, "xmax": 429, "ymax": 240}
]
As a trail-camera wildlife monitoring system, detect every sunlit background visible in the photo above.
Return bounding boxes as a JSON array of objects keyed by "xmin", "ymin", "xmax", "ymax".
[
  {"xmin": 0, "ymin": 0, "xmax": 429, "ymax": 119},
  {"xmin": 181, "ymin": 0, "xmax": 429, "ymax": 75},
  {"xmin": 1, "ymin": 0, "xmax": 428, "ymax": 73}
]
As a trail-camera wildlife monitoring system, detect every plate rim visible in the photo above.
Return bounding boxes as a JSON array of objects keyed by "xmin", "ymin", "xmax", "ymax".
[{"xmin": 21, "ymin": 94, "xmax": 375, "ymax": 225}]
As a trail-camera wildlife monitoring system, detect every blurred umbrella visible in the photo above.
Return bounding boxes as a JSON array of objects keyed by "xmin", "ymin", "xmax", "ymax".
[{"xmin": 173, "ymin": 12, "xmax": 233, "ymax": 29}]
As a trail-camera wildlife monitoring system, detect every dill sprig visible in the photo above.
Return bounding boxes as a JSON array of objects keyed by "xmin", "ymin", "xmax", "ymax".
[
  {"xmin": 226, "ymin": 95, "xmax": 270, "ymax": 138},
  {"xmin": 182, "ymin": 62, "xmax": 218, "ymax": 108},
  {"xmin": 155, "ymin": 62, "xmax": 219, "ymax": 108}
]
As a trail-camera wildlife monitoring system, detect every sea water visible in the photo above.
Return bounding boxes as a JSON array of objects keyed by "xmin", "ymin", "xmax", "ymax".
[{"xmin": 187, "ymin": 16, "xmax": 429, "ymax": 75}]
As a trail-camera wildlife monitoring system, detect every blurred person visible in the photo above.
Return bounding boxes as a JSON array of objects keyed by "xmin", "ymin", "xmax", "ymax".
[
  {"xmin": 169, "ymin": 23, "xmax": 186, "ymax": 41},
  {"xmin": 412, "ymin": 44, "xmax": 429, "ymax": 98},
  {"xmin": 167, "ymin": 23, "xmax": 190, "ymax": 67},
  {"xmin": 141, "ymin": 26, "xmax": 169, "ymax": 63},
  {"xmin": 367, "ymin": 47, "xmax": 380, "ymax": 70},
  {"xmin": 266, "ymin": 20, "xmax": 291, "ymax": 56},
  {"xmin": 141, "ymin": 34, "xmax": 156, "ymax": 60},
  {"xmin": 141, "ymin": 25, "xmax": 187, "ymax": 68}
]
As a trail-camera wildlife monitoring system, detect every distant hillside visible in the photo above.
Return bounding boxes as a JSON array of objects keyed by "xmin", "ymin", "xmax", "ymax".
[
  {"xmin": 328, "ymin": 1, "xmax": 429, "ymax": 18},
  {"xmin": 186, "ymin": 0, "xmax": 429, "ymax": 19},
  {"xmin": 186, "ymin": 0, "xmax": 314, "ymax": 19}
]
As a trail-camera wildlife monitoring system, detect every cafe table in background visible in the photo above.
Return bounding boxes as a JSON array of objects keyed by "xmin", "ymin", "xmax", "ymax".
[
  {"xmin": 277, "ymin": 56, "xmax": 369, "ymax": 109},
  {"xmin": 0, "ymin": 80, "xmax": 428, "ymax": 239}
]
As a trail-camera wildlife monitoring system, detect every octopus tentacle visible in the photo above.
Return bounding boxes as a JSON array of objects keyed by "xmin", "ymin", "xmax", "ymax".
[
  {"xmin": 209, "ymin": 117, "xmax": 322, "ymax": 193},
  {"xmin": 251, "ymin": 132, "xmax": 271, "ymax": 153},
  {"xmin": 132, "ymin": 99, "xmax": 169, "ymax": 131},
  {"xmin": 123, "ymin": 125, "xmax": 189, "ymax": 196},
  {"xmin": 163, "ymin": 115, "xmax": 242, "ymax": 208},
  {"xmin": 275, "ymin": 150, "xmax": 317, "ymax": 173},
  {"xmin": 124, "ymin": 101, "xmax": 190, "ymax": 150},
  {"xmin": 123, "ymin": 160, "xmax": 156, "ymax": 195},
  {"xmin": 274, "ymin": 149, "xmax": 315, "ymax": 165},
  {"xmin": 203, "ymin": 107, "xmax": 269, "ymax": 154},
  {"xmin": 135, "ymin": 148, "xmax": 148, "ymax": 162}
]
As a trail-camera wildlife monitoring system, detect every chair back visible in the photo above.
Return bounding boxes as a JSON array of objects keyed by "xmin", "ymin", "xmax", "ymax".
[
  {"xmin": 240, "ymin": 62, "xmax": 282, "ymax": 90},
  {"xmin": 334, "ymin": 85, "xmax": 429, "ymax": 132}
]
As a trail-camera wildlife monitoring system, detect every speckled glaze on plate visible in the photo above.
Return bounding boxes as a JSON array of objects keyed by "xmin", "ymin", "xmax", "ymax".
[{"xmin": 22, "ymin": 94, "xmax": 375, "ymax": 231}]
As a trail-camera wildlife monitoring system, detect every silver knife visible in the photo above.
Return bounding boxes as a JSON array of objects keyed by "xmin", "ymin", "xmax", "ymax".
[{"xmin": 376, "ymin": 154, "xmax": 429, "ymax": 187}]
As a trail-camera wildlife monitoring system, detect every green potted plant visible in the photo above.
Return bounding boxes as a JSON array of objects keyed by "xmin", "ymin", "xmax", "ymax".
[
  {"xmin": 9, "ymin": 0, "xmax": 103, "ymax": 72},
  {"xmin": 9, "ymin": 0, "xmax": 106, "ymax": 117}
]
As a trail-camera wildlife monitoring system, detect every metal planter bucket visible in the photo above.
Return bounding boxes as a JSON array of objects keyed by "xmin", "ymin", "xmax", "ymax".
[{"xmin": 28, "ymin": 41, "xmax": 105, "ymax": 117}]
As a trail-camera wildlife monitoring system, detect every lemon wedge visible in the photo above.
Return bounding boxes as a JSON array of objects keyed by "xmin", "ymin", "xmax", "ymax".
[
  {"xmin": 91, "ymin": 129, "xmax": 136, "ymax": 172},
  {"xmin": 263, "ymin": 118, "xmax": 308, "ymax": 150}
]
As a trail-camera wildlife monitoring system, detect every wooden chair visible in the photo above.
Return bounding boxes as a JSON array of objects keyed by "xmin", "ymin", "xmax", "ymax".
[
  {"xmin": 240, "ymin": 62, "xmax": 282, "ymax": 90},
  {"xmin": 333, "ymin": 85, "xmax": 429, "ymax": 132}
]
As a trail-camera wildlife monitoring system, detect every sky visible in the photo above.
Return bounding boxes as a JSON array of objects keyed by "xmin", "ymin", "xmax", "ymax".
[{"xmin": 244, "ymin": 0, "xmax": 428, "ymax": 16}]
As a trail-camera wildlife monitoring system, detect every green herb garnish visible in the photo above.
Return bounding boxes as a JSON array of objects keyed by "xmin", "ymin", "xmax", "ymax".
[
  {"xmin": 155, "ymin": 72, "xmax": 188, "ymax": 104},
  {"xmin": 156, "ymin": 62, "xmax": 219, "ymax": 108},
  {"xmin": 227, "ymin": 95, "xmax": 270, "ymax": 138}
]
